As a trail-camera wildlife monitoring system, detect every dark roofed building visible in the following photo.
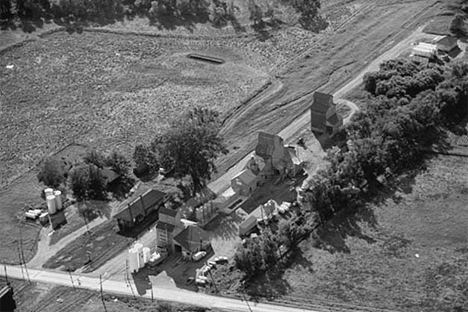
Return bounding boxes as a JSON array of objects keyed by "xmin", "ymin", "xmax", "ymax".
[
  {"xmin": 435, "ymin": 35, "xmax": 458, "ymax": 52},
  {"xmin": 114, "ymin": 188, "xmax": 166, "ymax": 231},
  {"xmin": 174, "ymin": 225, "xmax": 211, "ymax": 258}
]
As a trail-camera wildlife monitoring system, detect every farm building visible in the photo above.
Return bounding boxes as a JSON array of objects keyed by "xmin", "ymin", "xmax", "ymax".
[
  {"xmin": 434, "ymin": 35, "xmax": 458, "ymax": 52},
  {"xmin": 174, "ymin": 225, "xmax": 211, "ymax": 259},
  {"xmin": 113, "ymin": 188, "xmax": 166, "ymax": 231},
  {"xmin": 101, "ymin": 168, "xmax": 119, "ymax": 185},
  {"xmin": 412, "ymin": 42, "xmax": 437, "ymax": 58},
  {"xmin": 155, "ymin": 207, "xmax": 183, "ymax": 253},
  {"xmin": 310, "ymin": 92, "xmax": 343, "ymax": 135},
  {"xmin": 231, "ymin": 168, "xmax": 259, "ymax": 196},
  {"xmin": 239, "ymin": 215, "xmax": 258, "ymax": 237}
]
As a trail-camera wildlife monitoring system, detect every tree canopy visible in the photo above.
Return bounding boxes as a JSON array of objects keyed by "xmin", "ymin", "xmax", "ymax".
[
  {"xmin": 156, "ymin": 108, "xmax": 227, "ymax": 196},
  {"xmin": 37, "ymin": 156, "xmax": 67, "ymax": 188}
]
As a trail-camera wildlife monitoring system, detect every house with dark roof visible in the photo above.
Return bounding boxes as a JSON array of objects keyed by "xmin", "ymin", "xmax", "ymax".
[
  {"xmin": 100, "ymin": 168, "xmax": 120, "ymax": 185},
  {"xmin": 113, "ymin": 188, "xmax": 166, "ymax": 231},
  {"xmin": 173, "ymin": 225, "xmax": 211, "ymax": 259},
  {"xmin": 435, "ymin": 35, "xmax": 458, "ymax": 53},
  {"xmin": 310, "ymin": 92, "xmax": 343, "ymax": 135}
]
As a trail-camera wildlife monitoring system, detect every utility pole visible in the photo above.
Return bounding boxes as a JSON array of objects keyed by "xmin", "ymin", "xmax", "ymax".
[
  {"xmin": 3, "ymin": 261, "xmax": 8, "ymax": 284},
  {"xmin": 19, "ymin": 227, "xmax": 30, "ymax": 282},
  {"xmin": 68, "ymin": 270, "xmax": 76, "ymax": 290},
  {"xmin": 16, "ymin": 244, "xmax": 25, "ymax": 281},
  {"xmin": 100, "ymin": 274, "xmax": 108, "ymax": 312}
]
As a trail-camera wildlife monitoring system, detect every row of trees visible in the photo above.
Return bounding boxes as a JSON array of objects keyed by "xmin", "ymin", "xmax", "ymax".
[
  {"xmin": 133, "ymin": 107, "xmax": 227, "ymax": 197},
  {"xmin": 1, "ymin": 0, "xmax": 322, "ymax": 32},
  {"xmin": 234, "ymin": 59, "xmax": 468, "ymax": 281}
]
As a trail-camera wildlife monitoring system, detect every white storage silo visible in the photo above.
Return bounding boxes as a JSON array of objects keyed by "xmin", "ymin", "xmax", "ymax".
[
  {"xmin": 128, "ymin": 248, "xmax": 139, "ymax": 273},
  {"xmin": 46, "ymin": 195, "xmax": 57, "ymax": 215},
  {"xmin": 54, "ymin": 190, "xmax": 62, "ymax": 210},
  {"xmin": 44, "ymin": 188, "xmax": 54, "ymax": 197},
  {"xmin": 142, "ymin": 247, "xmax": 151, "ymax": 264},
  {"xmin": 134, "ymin": 243, "xmax": 145, "ymax": 268}
]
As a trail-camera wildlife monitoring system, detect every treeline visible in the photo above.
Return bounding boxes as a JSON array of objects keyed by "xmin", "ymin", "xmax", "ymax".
[
  {"xmin": 234, "ymin": 59, "xmax": 468, "ymax": 282},
  {"xmin": 0, "ymin": 0, "xmax": 322, "ymax": 31}
]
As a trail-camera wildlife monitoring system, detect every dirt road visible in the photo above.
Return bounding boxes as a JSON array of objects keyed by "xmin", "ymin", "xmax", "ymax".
[{"xmin": 1, "ymin": 265, "xmax": 319, "ymax": 312}]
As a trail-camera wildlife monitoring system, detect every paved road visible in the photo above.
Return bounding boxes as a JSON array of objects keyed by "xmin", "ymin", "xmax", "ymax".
[{"xmin": 1, "ymin": 265, "xmax": 314, "ymax": 312}]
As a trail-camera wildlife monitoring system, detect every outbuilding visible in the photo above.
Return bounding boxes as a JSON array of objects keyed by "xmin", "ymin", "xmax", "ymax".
[{"xmin": 435, "ymin": 35, "xmax": 458, "ymax": 53}]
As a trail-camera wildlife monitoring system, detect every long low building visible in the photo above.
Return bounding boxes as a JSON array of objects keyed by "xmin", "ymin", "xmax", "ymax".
[{"xmin": 113, "ymin": 188, "xmax": 166, "ymax": 231}]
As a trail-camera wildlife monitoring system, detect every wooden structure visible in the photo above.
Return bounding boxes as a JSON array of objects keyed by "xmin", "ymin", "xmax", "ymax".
[
  {"xmin": 174, "ymin": 225, "xmax": 211, "ymax": 259},
  {"xmin": 310, "ymin": 92, "xmax": 343, "ymax": 135},
  {"xmin": 114, "ymin": 189, "xmax": 166, "ymax": 231}
]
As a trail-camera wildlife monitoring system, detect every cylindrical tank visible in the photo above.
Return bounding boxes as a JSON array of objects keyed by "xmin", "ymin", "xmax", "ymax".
[
  {"xmin": 128, "ymin": 248, "xmax": 139, "ymax": 273},
  {"xmin": 46, "ymin": 195, "xmax": 57, "ymax": 215},
  {"xmin": 54, "ymin": 190, "xmax": 62, "ymax": 210},
  {"xmin": 134, "ymin": 243, "xmax": 144, "ymax": 268},
  {"xmin": 142, "ymin": 247, "xmax": 151, "ymax": 264},
  {"xmin": 44, "ymin": 188, "xmax": 54, "ymax": 197}
]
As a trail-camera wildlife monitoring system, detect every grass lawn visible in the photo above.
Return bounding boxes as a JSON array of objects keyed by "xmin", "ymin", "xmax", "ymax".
[
  {"xmin": 280, "ymin": 154, "xmax": 468, "ymax": 311},
  {"xmin": 42, "ymin": 220, "xmax": 133, "ymax": 273}
]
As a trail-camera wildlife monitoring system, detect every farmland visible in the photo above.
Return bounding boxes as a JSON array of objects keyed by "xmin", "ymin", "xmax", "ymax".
[{"xmin": 1, "ymin": 0, "xmax": 467, "ymax": 310}]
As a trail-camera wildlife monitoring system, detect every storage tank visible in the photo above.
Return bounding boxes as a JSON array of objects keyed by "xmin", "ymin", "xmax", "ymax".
[
  {"xmin": 54, "ymin": 190, "xmax": 62, "ymax": 210},
  {"xmin": 46, "ymin": 195, "xmax": 57, "ymax": 215},
  {"xmin": 134, "ymin": 243, "xmax": 145, "ymax": 268},
  {"xmin": 128, "ymin": 248, "xmax": 139, "ymax": 273},
  {"xmin": 142, "ymin": 247, "xmax": 151, "ymax": 264},
  {"xmin": 44, "ymin": 188, "xmax": 54, "ymax": 197}
]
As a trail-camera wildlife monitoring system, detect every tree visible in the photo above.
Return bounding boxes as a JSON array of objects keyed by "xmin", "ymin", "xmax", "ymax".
[
  {"xmin": 105, "ymin": 150, "xmax": 131, "ymax": 176},
  {"xmin": 133, "ymin": 142, "xmax": 160, "ymax": 180},
  {"xmin": 69, "ymin": 164, "xmax": 107, "ymax": 201},
  {"xmin": 0, "ymin": 0, "xmax": 12, "ymax": 19},
  {"xmin": 248, "ymin": 0, "xmax": 263, "ymax": 27},
  {"xmin": 450, "ymin": 13, "xmax": 466, "ymax": 37},
  {"xmin": 37, "ymin": 156, "xmax": 67, "ymax": 188},
  {"xmin": 158, "ymin": 108, "xmax": 227, "ymax": 196},
  {"xmin": 83, "ymin": 150, "xmax": 106, "ymax": 168}
]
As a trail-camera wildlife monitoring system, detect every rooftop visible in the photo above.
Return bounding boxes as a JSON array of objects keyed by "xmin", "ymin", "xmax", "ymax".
[
  {"xmin": 113, "ymin": 188, "xmax": 166, "ymax": 221},
  {"xmin": 174, "ymin": 225, "xmax": 210, "ymax": 252},
  {"xmin": 311, "ymin": 92, "xmax": 333, "ymax": 114}
]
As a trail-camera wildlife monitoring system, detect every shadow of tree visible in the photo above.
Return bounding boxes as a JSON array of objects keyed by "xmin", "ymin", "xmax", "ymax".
[{"xmin": 312, "ymin": 204, "xmax": 377, "ymax": 254}]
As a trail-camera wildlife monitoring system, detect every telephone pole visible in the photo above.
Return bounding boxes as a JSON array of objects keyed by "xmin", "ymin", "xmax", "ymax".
[{"xmin": 100, "ymin": 274, "xmax": 108, "ymax": 312}]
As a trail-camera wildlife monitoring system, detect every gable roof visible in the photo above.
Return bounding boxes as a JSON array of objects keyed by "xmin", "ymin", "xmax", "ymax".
[
  {"xmin": 436, "ymin": 35, "xmax": 457, "ymax": 47},
  {"xmin": 174, "ymin": 225, "xmax": 210, "ymax": 252},
  {"xmin": 159, "ymin": 207, "xmax": 178, "ymax": 218},
  {"xmin": 113, "ymin": 189, "xmax": 166, "ymax": 221},
  {"xmin": 232, "ymin": 169, "xmax": 257, "ymax": 186},
  {"xmin": 101, "ymin": 168, "xmax": 119, "ymax": 184},
  {"xmin": 239, "ymin": 215, "xmax": 257, "ymax": 235},
  {"xmin": 311, "ymin": 92, "xmax": 333, "ymax": 114},
  {"xmin": 156, "ymin": 221, "xmax": 175, "ymax": 232},
  {"xmin": 255, "ymin": 132, "xmax": 282, "ymax": 158}
]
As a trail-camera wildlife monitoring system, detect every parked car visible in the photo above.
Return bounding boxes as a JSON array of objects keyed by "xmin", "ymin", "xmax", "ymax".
[{"xmin": 192, "ymin": 251, "xmax": 207, "ymax": 262}]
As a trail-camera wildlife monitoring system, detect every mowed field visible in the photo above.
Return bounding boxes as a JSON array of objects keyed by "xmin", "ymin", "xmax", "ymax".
[{"xmin": 278, "ymin": 155, "xmax": 468, "ymax": 311}]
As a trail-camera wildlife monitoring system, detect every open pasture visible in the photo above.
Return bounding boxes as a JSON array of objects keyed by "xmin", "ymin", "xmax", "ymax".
[{"xmin": 0, "ymin": 30, "xmax": 273, "ymax": 188}]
